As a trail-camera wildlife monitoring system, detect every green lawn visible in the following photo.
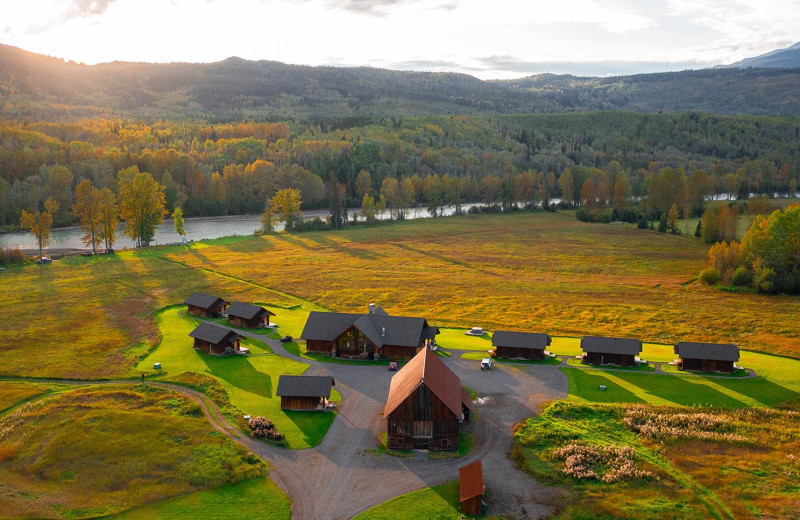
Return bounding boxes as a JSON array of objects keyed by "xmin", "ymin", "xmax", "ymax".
[
  {"xmin": 354, "ymin": 480, "xmax": 490, "ymax": 520},
  {"xmin": 138, "ymin": 307, "xmax": 337, "ymax": 449},
  {"xmin": 111, "ymin": 477, "xmax": 290, "ymax": 520},
  {"xmin": 435, "ymin": 328, "xmax": 494, "ymax": 351},
  {"xmin": 460, "ymin": 351, "xmax": 561, "ymax": 364},
  {"xmin": 566, "ymin": 357, "xmax": 656, "ymax": 372}
]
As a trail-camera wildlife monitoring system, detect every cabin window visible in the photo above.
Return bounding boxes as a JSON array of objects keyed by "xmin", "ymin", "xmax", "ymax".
[{"xmin": 441, "ymin": 438, "xmax": 450, "ymax": 447}]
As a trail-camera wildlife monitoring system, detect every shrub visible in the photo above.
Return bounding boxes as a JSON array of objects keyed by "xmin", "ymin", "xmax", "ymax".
[
  {"xmin": 699, "ymin": 268, "xmax": 721, "ymax": 286},
  {"xmin": 637, "ymin": 218, "xmax": 648, "ymax": 229},
  {"xmin": 658, "ymin": 213, "xmax": 668, "ymax": 232},
  {"xmin": 731, "ymin": 266, "xmax": 752, "ymax": 287},
  {"xmin": 0, "ymin": 247, "xmax": 26, "ymax": 266},
  {"xmin": 248, "ymin": 416, "xmax": 285, "ymax": 441},
  {"xmin": 552, "ymin": 443, "xmax": 653, "ymax": 483}
]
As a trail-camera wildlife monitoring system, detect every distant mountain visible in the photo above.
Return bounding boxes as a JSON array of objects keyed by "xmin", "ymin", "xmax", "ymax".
[
  {"xmin": 2, "ymin": 43, "xmax": 800, "ymax": 120},
  {"xmin": 725, "ymin": 42, "xmax": 800, "ymax": 68}
]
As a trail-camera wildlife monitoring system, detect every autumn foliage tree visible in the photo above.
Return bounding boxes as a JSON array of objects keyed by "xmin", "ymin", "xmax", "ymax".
[
  {"xmin": 269, "ymin": 188, "xmax": 303, "ymax": 230},
  {"xmin": 19, "ymin": 198, "xmax": 59, "ymax": 258},
  {"xmin": 117, "ymin": 167, "xmax": 167, "ymax": 247},
  {"xmin": 72, "ymin": 179, "xmax": 103, "ymax": 253},
  {"xmin": 97, "ymin": 187, "xmax": 118, "ymax": 251}
]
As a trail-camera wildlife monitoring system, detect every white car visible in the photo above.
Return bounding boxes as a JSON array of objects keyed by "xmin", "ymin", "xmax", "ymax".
[{"xmin": 481, "ymin": 358, "xmax": 492, "ymax": 370}]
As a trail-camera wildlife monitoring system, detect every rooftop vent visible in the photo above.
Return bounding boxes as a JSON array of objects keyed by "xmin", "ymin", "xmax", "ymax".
[
  {"xmin": 368, "ymin": 303, "xmax": 376, "ymax": 314},
  {"xmin": 381, "ymin": 327, "xmax": 386, "ymax": 337}
]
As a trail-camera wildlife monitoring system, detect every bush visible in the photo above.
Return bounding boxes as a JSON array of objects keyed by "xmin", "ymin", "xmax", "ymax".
[
  {"xmin": 0, "ymin": 247, "xmax": 26, "ymax": 266},
  {"xmin": 699, "ymin": 268, "xmax": 721, "ymax": 286},
  {"xmin": 248, "ymin": 416, "xmax": 285, "ymax": 441},
  {"xmin": 731, "ymin": 266, "xmax": 752, "ymax": 287},
  {"xmin": 658, "ymin": 213, "xmax": 668, "ymax": 232},
  {"xmin": 637, "ymin": 218, "xmax": 648, "ymax": 229}
]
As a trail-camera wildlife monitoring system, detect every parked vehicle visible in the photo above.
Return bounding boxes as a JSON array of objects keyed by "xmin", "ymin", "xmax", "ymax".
[
  {"xmin": 388, "ymin": 361, "xmax": 399, "ymax": 371},
  {"xmin": 35, "ymin": 256, "xmax": 52, "ymax": 264},
  {"xmin": 481, "ymin": 358, "xmax": 492, "ymax": 370},
  {"xmin": 280, "ymin": 335, "xmax": 293, "ymax": 343}
]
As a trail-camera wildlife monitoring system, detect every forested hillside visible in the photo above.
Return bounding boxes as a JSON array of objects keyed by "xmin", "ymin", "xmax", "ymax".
[
  {"xmin": 2, "ymin": 44, "xmax": 800, "ymax": 120},
  {"xmin": 2, "ymin": 112, "xmax": 799, "ymax": 229}
]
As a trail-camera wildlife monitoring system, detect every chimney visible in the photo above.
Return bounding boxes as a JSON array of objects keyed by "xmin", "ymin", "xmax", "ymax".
[
  {"xmin": 381, "ymin": 327, "xmax": 386, "ymax": 337},
  {"xmin": 368, "ymin": 303, "xmax": 376, "ymax": 314}
]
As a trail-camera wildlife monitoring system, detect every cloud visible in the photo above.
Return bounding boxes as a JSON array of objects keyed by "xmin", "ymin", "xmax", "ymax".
[
  {"xmin": 65, "ymin": 0, "xmax": 118, "ymax": 19},
  {"xmin": 320, "ymin": 0, "xmax": 454, "ymax": 16},
  {"xmin": 476, "ymin": 55, "xmax": 717, "ymax": 78}
]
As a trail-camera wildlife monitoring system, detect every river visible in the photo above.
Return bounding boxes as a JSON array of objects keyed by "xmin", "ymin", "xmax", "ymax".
[{"xmin": 0, "ymin": 203, "xmax": 489, "ymax": 251}]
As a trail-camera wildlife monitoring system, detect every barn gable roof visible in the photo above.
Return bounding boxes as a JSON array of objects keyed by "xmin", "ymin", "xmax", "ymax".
[
  {"xmin": 184, "ymin": 292, "xmax": 225, "ymax": 309},
  {"xmin": 226, "ymin": 301, "xmax": 274, "ymax": 321},
  {"xmin": 492, "ymin": 330, "xmax": 551, "ymax": 350},
  {"xmin": 300, "ymin": 307, "xmax": 437, "ymax": 348},
  {"xmin": 384, "ymin": 348, "xmax": 467, "ymax": 418},
  {"xmin": 581, "ymin": 336, "xmax": 642, "ymax": 356},
  {"xmin": 189, "ymin": 322, "xmax": 239, "ymax": 345},
  {"xmin": 276, "ymin": 375, "xmax": 335, "ymax": 398},
  {"xmin": 675, "ymin": 342, "xmax": 739, "ymax": 362},
  {"xmin": 300, "ymin": 311, "xmax": 362, "ymax": 341},
  {"xmin": 459, "ymin": 460, "xmax": 484, "ymax": 502}
]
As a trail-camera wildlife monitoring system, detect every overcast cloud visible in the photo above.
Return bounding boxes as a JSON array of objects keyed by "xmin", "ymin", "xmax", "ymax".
[{"xmin": 1, "ymin": 0, "xmax": 798, "ymax": 78}]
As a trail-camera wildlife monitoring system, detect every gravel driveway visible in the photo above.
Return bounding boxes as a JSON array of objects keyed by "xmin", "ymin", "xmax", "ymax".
[{"xmin": 235, "ymin": 332, "xmax": 569, "ymax": 520}]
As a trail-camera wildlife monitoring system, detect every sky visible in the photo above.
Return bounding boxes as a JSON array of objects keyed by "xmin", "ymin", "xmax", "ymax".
[{"xmin": 2, "ymin": 0, "xmax": 800, "ymax": 79}]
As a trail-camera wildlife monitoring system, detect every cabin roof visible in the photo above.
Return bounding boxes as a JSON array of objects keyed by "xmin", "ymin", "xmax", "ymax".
[
  {"xmin": 300, "ymin": 307, "xmax": 437, "ymax": 348},
  {"xmin": 276, "ymin": 375, "xmax": 335, "ymax": 398},
  {"xmin": 675, "ymin": 342, "xmax": 739, "ymax": 362},
  {"xmin": 300, "ymin": 311, "xmax": 363, "ymax": 341},
  {"xmin": 581, "ymin": 336, "xmax": 642, "ymax": 355},
  {"xmin": 184, "ymin": 292, "xmax": 225, "ymax": 309},
  {"xmin": 189, "ymin": 322, "xmax": 240, "ymax": 345},
  {"xmin": 459, "ymin": 460, "xmax": 484, "ymax": 502},
  {"xmin": 492, "ymin": 330, "xmax": 551, "ymax": 350},
  {"xmin": 226, "ymin": 301, "xmax": 274, "ymax": 321},
  {"xmin": 384, "ymin": 348, "xmax": 469, "ymax": 418}
]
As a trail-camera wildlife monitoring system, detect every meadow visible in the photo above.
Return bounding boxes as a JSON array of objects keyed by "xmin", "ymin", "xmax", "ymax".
[
  {"xmin": 0, "ymin": 384, "xmax": 277, "ymax": 519},
  {"xmin": 513, "ymin": 401, "xmax": 800, "ymax": 520},
  {"xmin": 353, "ymin": 480, "xmax": 498, "ymax": 520}
]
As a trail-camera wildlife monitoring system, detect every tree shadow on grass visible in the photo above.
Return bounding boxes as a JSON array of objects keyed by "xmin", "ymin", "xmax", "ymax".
[
  {"xmin": 282, "ymin": 410, "xmax": 336, "ymax": 447},
  {"xmin": 276, "ymin": 233, "xmax": 384, "ymax": 261},
  {"xmin": 564, "ymin": 369, "xmax": 647, "ymax": 404},
  {"xmin": 624, "ymin": 374, "xmax": 749, "ymax": 408},
  {"xmin": 201, "ymin": 355, "xmax": 273, "ymax": 398}
]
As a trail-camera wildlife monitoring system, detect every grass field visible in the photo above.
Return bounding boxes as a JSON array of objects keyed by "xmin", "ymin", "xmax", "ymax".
[
  {"xmin": 0, "ymin": 382, "xmax": 61, "ymax": 414},
  {"xmin": 0, "ymin": 384, "xmax": 273, "ymax": 519},
  {"xmin": 513, "ymin": 401, "xmax": 800, "ymax": 520},
  {"xmin": 138, "ymin": 307, "xmax": 338, "ymax": 449},
  {"xmin": 111, "ymin": 477, "xmax": 290, "ymax": 520},
  {"xmin": 353, "ymin": 480, "xmax": 494, "ymax": 520}
]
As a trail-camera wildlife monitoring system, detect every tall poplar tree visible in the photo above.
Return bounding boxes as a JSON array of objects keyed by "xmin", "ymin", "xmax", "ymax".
[
  {"xmin": 117, "ymin": 167, "xmax": 167, "ymax": 247},
  {"xmin": 20, "ymin": 198, "xmax": 59, "ymax": 258},
  {"xmin": 72, "ymin": 179, "xmax": 103, "ymax": 253}
]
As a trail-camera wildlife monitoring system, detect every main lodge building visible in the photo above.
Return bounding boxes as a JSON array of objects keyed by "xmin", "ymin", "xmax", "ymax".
[{"xmin": 300, "ymin": 304, "xmax": 439, "ymax": 359}]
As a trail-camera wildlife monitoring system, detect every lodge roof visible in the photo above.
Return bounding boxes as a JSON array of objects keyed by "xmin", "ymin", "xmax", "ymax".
[
  {"xmin": 276, "ymin": 375, "xmax": 335, "ymax": 398},
  {"xmin": 300, "ymin": 306, "xmax": 438, "ymax": 348},
  {"xmin": 581, "ymin": 336, "xmax": 642, "ymax": 356},
  {"xmin": 384, "ymin": 348, "xmax": 470, "ymax": 419},
  {"xmin": 189, "ymin": 322, "xmax": 240, "ymax": 345},
  {"xmin": 226, "ymin": 301, "xmax": 274, "ymax": 321},
  {"xmin": 492, "ymin": 331, "xmax": 551, "ymax": 350},
  {"xmin": 184, "ymin": 292, "xmax": 225, "ymax": 309},
  {"xmin": 675, "ymin": 342, "xmax": 739, "ymax": 362},
  {"xmin": 459, "ymin": 460, "xmax": 484, "ymax": 503}
]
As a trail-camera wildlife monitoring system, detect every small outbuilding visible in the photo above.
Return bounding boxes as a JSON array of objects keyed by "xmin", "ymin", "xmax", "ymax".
[
  {"xmin": 226, "ymin": 301, "xmax": 275, "ymax": 329},
  {"xmin": 189, "ymin": 322, "xmax": 242, "ymax": 355},
  {"xmin": 492, "ymin": 331, "xmax": 551, "ymax": 360},
  {"xmin": 675, "ymin": 342, "xmax": 739, "ymax": 373},
  {"xmin": 384, "ymin": 347, "xmax": 472, "ymax": 451},
  {"xmin": 276, "ymin": 375, "xmax": 336, "ymax": 410},
  {"xmin": 581, "ymin": 336, "xmax": 642, "ymax": 367},
  {"xmin": 459, "ymin": 459, "xmax": 485, "ymax": 516},
  {"xmin": 184, "ymin": 292, "xmax": 228, "ymax": 318}
]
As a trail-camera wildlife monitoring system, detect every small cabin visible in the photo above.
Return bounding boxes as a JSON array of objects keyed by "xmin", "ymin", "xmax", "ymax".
[
  {"xmin": 492, "ymin": 331, "xmax": 551, "ymax": 360},
  {"xmin": 675, "ymin": 342, "xmax": 739, "ymax": 373},
  {"xmin": 189, "ymin": 322, "xmax": 242, "ymax": 356},
  {"xmin": 184, "ymin": 292, "xmax": 228, "ymax": 318},
  {"xmin": 384, "ymin": 348, "xmax": 472, "ymax": 451},
  {"xmin": 276, "ymin": 375, "xmax": 336, "ymax": 410},
  {"xmin": 581, "ymin": 336, "xmax": 642, "ymax": 367},
  {"xmin": 459, "ymin": 460, "xmax": 485, "ymax": 516},
  {"xmin": 226, "ymin": 301, "xmax": 275, "ymax": 329}
]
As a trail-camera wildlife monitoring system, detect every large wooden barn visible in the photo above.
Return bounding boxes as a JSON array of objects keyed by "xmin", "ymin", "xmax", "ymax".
[
  {"xmin": 276, "ymin": 375, "xmax": 335, "ymax": 410},
  {"xmin": 581, "ymin": 336, "xmax": 642, "ymax": 367},
  {"xmin": 184, "ymin": 292, "xmax": 228, "ymax": 318},
  {"xmin": 189, "ymin": 322, "xmax": 242, "ymax": 355},
  {"xmin": 459, "ymin": 460, "xmax": 485, "ymax": 516},
  {"xmin": 384, "ymin": 348, "xmax": 472, "ymax": 451},
  {"xmin": 300, "ymin": 304, "xmax": 439, "ymax": 359},
  {"xmin": 226, "ymin": 301, "xmax": 275, "ymax": 329},
  {"xmin": 492, "ymin": 331, "xmax": 551, "ymax": 360},
  {"xmin": 675, "ymin": 342, "xmax": 739, "ymax": 373}
]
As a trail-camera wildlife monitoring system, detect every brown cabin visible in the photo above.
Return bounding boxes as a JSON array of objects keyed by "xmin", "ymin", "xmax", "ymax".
[
  {"xmin": 581, "ymin": 336, "xmax": 642, "ymax": 367},
  {"xmin": 492, "ymin": 331, "xmax": 551, "ymax": 360},
  {"xmin": 184, "ymin": 292, "xmax": 228, "ymax": 318},
  {"xmin": 384, "ymin": 348, "xmax": 472, "ymax": 451},
  {"xmin": 300, "ymin": 304, "xmax": 439, "ymax": 360},
  {"xmin": 459, "ymin": 460, "xmax": 485, "ymax": 516},
  {"xmin": 276, "ymin": 375, "xmax": 335, "ymax": 410},
  {"xmin": 226, "ymin": 301, "xmax": 275, "ymax": 329},
  {"xmin": 675, "ymin": 342, "xmax": 739, "ymax": 373},
  {"xmin": 189, "ymin": 322, "xmax": 242, "ymax": 356}
]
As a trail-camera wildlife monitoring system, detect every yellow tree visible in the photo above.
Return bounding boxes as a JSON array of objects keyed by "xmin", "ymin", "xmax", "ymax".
[
  {"xmin": 72, "ymin": 179, "xmax": 103, "ymax": 253},
  {"xmin": 668, "ymin": 203, "xmax": 680, "ymax": 234},
  {"xmin": 20, "ymin": 198, "xmax": 59, "ymax": 258},
  {"xmin": 613, "ymin": 175, "xmax": 632, "ymax": 213},
  {"xmin": 97, "ymin": 187, "xmax": 118, "ymax": 252},
  {"xmin": 117, "ymin": 167, "xmax": 167, "ymax": 247},
  {"xmin": 269, "ymin": 188, "xmax": 303, "ymax": 230},
  {"xmin": 172, "ymin": 207, "xmax": 186, "ymax": 244}
]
